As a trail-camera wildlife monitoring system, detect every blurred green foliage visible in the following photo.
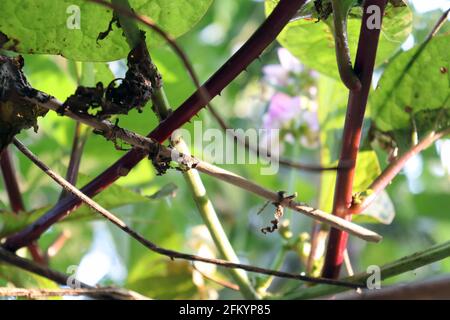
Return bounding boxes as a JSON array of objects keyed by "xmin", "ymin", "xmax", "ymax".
[{"xmin": 0, "ymin": 0, "xmax": 449, "ymax": 299}]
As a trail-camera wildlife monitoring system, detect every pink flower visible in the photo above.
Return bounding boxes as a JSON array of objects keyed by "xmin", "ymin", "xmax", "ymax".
[{"xmin": 263, "ymin": 92, "xmax": 301, "ymax": 129}]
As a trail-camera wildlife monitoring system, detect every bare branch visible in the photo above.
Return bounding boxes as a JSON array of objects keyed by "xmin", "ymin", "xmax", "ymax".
[{"xmin": 208, "ymin": 105, "xmax": 341, "ymax": 172}]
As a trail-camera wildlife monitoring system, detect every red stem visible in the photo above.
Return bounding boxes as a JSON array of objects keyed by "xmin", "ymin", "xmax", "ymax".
[
  {"xmin": 0, "ymin": 148, "xmax": 25, "ymax": 213},
  {"xmin": 3, "ymin": 0, "xmax": 306, "ymax": 250},
  {"xmin": 321, "ymin": 0, "xmax": 387, "ymax": 279}
]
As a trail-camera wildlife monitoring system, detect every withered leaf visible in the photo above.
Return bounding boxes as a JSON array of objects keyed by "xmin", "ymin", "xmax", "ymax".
[{"xmin": 0, "ymin": 55, "xmax": 49, "ymax": 152}]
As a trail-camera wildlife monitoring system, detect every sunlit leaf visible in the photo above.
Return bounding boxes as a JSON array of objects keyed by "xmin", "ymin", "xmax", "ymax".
[
  {"xmin": 370, "ymin": 35, "xmax": 450, "ymax": 150},
  {"xmin": 265, "ymin": 0, "xmax": 412, "ymax": 80},
  {"xmin": 0, "ymin": 0, "xmax": 213, "ymax": 61}
]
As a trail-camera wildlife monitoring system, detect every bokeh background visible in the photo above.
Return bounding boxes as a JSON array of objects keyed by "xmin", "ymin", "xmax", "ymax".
[{"xmin": 0, "ymin": 0, "xmax": 449, "ymax": 299}]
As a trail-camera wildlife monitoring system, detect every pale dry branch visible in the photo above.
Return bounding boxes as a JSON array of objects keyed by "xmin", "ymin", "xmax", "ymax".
[{"xmin": 28, "ymin": 96, "xmax": 381, "ymax": 243}]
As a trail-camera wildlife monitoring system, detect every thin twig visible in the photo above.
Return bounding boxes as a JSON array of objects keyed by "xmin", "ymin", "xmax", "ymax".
[
  {"xmin": 192, "ymin": 264, "xmax": 240, "ymax": 292},
  {"xmin": 59, "ymin": 122, "xmax": 88, "ymax": 200},
  {"xmin": 0, "ymin": 287, "xmax": 150, "ymax": 300},
  {"xmin": 210, "ymin": 107, "xmax": 341, "ymax": 172},
  {"xmin": 10, "ymin": 138, "xmax": 363, "ymax": 289}
]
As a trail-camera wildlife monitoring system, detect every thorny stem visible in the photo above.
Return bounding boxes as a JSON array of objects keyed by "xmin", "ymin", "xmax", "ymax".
[
  {"xmin": 112, "ymin": 0, "xmax": 258, "ymax": 299},
  {"xmin": 322, "ymin": 0, "xmax": 387, "ymax": 279},
  {"xmin": 0, "ymin": 246, "xmax": 149, "ymax": 300},
  {"xmin": 11, "ymin": 138, "xmax": 362, "ymax": 289},
  {"xmin": 3, "ymin": 97, "xmax": 381, "ymax": 244}
]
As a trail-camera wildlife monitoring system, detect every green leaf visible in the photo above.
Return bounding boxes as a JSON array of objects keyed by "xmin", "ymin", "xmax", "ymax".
[
  {"xmin": 265, "ymin": 0, "xmax": 412, "ymax": 80},
  {"xmin": 0, "ymin": 0, "xmax": 213, "ymax": 61},
  {"xmin": 412, "ymin": 193, "xmax": 450, "ymax": 221},
  {"xmin": 370, "ymin": 35, "xmax": 450, "ymax": 149},
  {"xmin": 0, "ymin": 207, "xmax": 50, "ymax": 238}
]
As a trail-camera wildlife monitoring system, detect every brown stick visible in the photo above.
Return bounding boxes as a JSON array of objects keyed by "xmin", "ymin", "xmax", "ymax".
[{"xmin": 0, "ymin": 287, "xmax": 150, "ymax": 300}]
